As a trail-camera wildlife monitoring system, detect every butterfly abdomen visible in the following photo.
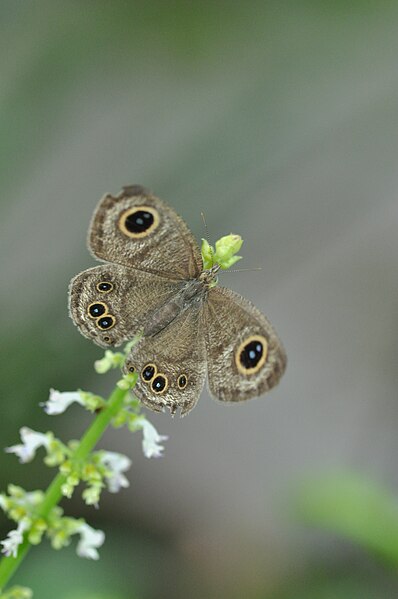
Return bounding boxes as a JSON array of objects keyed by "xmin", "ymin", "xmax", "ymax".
[{"xmin": 143, "ymin": 279, "xmax": 206, "ymax": 338}]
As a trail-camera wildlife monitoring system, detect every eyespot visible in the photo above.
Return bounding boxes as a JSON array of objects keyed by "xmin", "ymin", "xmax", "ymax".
[
  {"xmin": 235, "ymin": 335, "xmax": 268, "ymax": 375},
  {"xmin": 151, "ymin": 374, "xmax": 168, "ymax": 394},
  {"xmin": 177, "ymin": 374, "xmax": 188, "ymax": 389},
  {"xmin": 141, "ymin": 363, "xmax": 157, "ymax": 382},
  {"xmin": 88, "ymin": 302, "xmax": 107, "ymax": 318},
  {"xmin": 96, "ymin": 315, "xmax": 115, "ymax": 330},
  {"xmin": 118, "ymin": 205, "xmax": 159, "ymax": 238},
  {"xmin": 96, "ymin": 281, "xmax": 113, "ymax": 293},
  {"xmin": 128, "ymin": 366, "xmax": 135, "ymax": 373}
]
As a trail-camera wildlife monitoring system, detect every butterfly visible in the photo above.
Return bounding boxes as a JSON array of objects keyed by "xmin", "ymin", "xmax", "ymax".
[{"xmin": 68, "ymin": 185, "xmax": 286, "ymax": 416}]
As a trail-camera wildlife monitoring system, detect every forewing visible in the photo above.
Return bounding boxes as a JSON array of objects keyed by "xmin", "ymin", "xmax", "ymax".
[
  {"xmin": 123, "ymin": 303, "xmax": 206, "ymax": 416},
  {"xmin": 88, "ymin": 185, "xmax": 202, "ymax": 279},
  {"xmin": 68, "ymin": 264, "xmax": 182, "ymax": 348},
  {"xmin": 203, "ymin": 286, "xmax": 286, "ymax": 402}
]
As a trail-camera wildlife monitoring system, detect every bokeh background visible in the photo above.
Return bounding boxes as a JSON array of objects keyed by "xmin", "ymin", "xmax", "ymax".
[{"xmin": 1, "ymin": 1, "xmax": 398, "ymax": 598}]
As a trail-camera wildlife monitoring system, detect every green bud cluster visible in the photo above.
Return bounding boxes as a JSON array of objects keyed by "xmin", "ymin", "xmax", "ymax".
[{"xmin": 201, "ymin": 234, "xmax": 243, "ymax": 270}]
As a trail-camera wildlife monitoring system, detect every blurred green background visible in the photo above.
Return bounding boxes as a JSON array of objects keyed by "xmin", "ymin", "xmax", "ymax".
[{"xmin": 1, "ymin": 1, "xmax": 398, "ymax": 597}]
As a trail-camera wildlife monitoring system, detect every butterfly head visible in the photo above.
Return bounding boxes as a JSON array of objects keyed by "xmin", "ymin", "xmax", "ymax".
[{"xmin": 199, "ymin": 264, "xmax": 220, "ymax": 288}]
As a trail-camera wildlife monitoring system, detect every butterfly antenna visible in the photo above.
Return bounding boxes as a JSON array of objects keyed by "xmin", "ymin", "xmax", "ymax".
[
  {"xmin": 201, "ymin": 210, "xmax": 214, "ymax": 267},
  {"xmin": 220, "ymin": 267, "xmax": 263, "ymax": 274}
]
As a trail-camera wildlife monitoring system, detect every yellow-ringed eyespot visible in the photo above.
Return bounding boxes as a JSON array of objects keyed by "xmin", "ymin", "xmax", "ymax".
[
  {"xmin": 151, "ymin": 374, "xmax": 168, "ymax": 394},
  {"xmin": 235, "ymin": 335, "xmax": 268, "ymax": 375},
  {"xmin": 177, "ymin": 374, "xmax": 188, "ymax": 389},
  {"xmin": 118, "ymin": 205, "xmax": 160, "ymax": 238},
  {"xmin": 96, "ymin": 314, "xmax": 116, "ymax": 331},
  {"xmin": 88, "ymin": 302, "xmax": 108, "ymax": 318},
  {"xmin": 96, "ymin": 281, "xmax": 113, "ymax": 293},
  {"xmin": 128, "ymin": 366, "xmax": 135, "ymax": 373},
  {"xmin": 141, "ymin": 363, "xmax": 157, "ymax": 382}
]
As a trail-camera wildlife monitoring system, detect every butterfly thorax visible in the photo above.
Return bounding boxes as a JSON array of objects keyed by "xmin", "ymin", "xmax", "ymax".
[{"xmin": 142, "ymin": 271, "xmax": 216, "ymax": 338}]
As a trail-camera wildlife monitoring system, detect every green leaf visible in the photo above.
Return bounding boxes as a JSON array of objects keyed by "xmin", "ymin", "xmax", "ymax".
[
  {"xmin": 218, "ymin": 255, "xmax": 242, "ymax": 270},
  {"xmin": 214, "ymin": 234, "xmax": 243, "ymax": 259},
  {"xmin": 201, "ymin": 238, "xmax": 214, "ymax": 269}
]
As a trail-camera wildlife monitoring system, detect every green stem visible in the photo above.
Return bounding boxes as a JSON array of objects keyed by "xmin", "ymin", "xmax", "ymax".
[{"xmin": 0, "ymin": 381, "xmax": 134, "ymax": 592}]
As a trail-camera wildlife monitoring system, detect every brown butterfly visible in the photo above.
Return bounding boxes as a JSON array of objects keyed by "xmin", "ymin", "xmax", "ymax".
[{"xmin": 69, "ymin": 185, "xmax": 286, "ymax": 416}]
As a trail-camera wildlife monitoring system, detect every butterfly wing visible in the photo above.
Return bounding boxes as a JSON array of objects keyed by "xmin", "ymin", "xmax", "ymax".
[
  {"xmin": 123, "ymin": 302, "xmax": 206, "ymax": 416},
  {"xmin": 68, "ymin": 264, "xmax": 183, "ymax": 348},
  {"xmin": 203, "ymin": 286, "xmax": 286, "ymax": 402},
  {"xmin": 88, "ymin": 185, "xmax": 202, "ymax": 279}
]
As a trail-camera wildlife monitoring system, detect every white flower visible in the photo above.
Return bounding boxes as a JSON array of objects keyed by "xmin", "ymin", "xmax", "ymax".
[
  {"xmin": 76, "ymin": 523, "xmax": 105, "ymax": 560},
  {"xmin": 99, "ymin": 451, "xmax": 132, "ymax": 493},
  {"xmin": 41, "ymin": 389, "xmax": 85, "ymax": 415},
  {"xmin": 136, "ymin": 418, "xmax": 168, "ymax": 458},
  {"xmin": 5, "ymin": 428, "xmax": 51, "ymax": 463},
  {"xmin": 0, "ymin": 519, "xmax": 30, "ymax": 558}
]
